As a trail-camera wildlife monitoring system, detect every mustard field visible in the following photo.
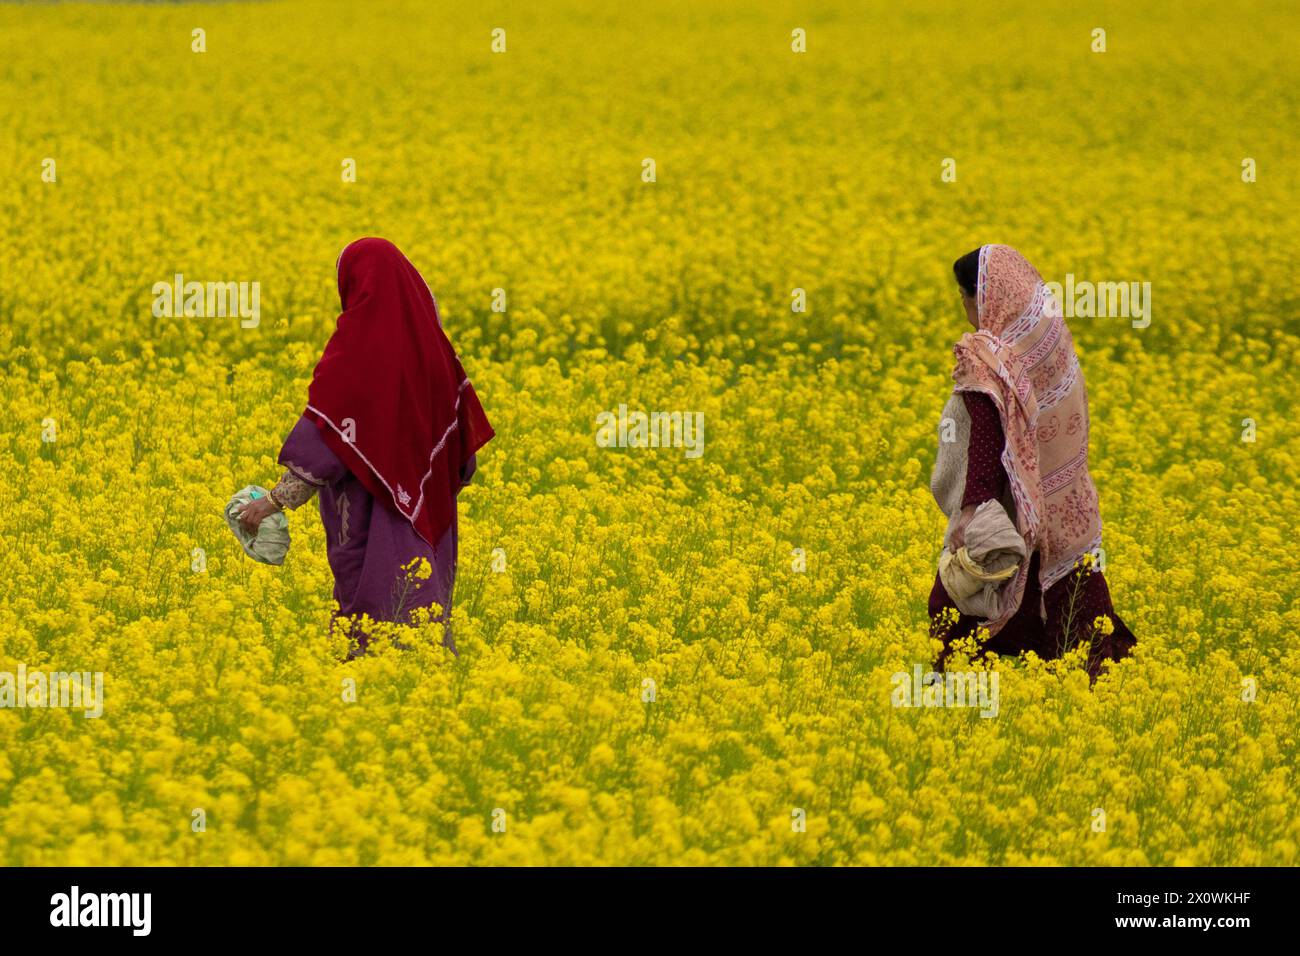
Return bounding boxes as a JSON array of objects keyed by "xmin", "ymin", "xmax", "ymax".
[{"xmin": 1, "ymin": 0, "xmax": 1297, "ymax": 865}]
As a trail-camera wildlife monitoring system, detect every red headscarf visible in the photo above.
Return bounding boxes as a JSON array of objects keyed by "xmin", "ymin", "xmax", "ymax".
[{"xmin": 304, "ymin": 237, "xmax": 494, "ymax": 549}]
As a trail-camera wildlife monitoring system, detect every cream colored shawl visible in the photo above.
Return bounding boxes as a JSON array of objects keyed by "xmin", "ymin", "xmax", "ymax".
[
  {"xmin": 951, "ymin": 245, "xmax": 1102, "ymax": 634},
  {"xmin": 938, "ymin": 500, "xmax": 1027, "ymax": 619}
]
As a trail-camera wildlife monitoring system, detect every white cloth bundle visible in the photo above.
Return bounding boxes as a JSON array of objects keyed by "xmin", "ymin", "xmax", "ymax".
[
  {"xmin": 938, "ymin": 499, "xmax": 1026, "ymax": 618},
  {"xmin": 224, "ymin": 485, "xmax": 291, "ymax": 565}
]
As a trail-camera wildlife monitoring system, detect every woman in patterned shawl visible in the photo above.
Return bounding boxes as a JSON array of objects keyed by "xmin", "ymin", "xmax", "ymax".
[
  {"xmin": 929, "ymin": 244, "xmax": 1135, "ymax": 680},
  {"xmin": 239, "ymin": 238, "xmax": 495, "ymax": 657}
]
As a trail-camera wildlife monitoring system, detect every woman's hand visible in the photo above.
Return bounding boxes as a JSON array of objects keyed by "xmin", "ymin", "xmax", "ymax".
[
  {"xmin": 950, "ymin": 503, "xmax": 979, "ymax": 550},
  {"xmin": 238, "ymin": 495, "xmax": 281, "ymax": 535}
]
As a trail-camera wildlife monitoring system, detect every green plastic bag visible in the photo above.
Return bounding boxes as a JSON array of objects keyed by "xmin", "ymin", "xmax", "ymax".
[{"xmin": 224, "ymin": 485, "xmax": 291, "ymax": 565}]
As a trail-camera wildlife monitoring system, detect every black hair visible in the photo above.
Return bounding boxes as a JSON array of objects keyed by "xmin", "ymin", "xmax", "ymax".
[{"xmin": 953, "ymin": 248, "xmax": 981, "ymax": 298}]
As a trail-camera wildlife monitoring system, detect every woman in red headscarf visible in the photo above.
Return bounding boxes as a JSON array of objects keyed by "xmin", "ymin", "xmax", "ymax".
[{"xmin": 239, "ymin": 238, "xmax": 495, "ymax": 657}]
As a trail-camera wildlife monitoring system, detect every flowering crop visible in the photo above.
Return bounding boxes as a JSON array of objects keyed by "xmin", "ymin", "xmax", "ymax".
[{"xmin": 1, "ymin": 0, "xmax": 1297, "ymax": 866}]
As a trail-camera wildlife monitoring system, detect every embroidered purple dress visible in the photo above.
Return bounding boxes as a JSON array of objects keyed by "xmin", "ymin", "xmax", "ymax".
[
  {"xmin": 270, "ymin": 414, "xmax": 475, "ymax": 654},
  {"xmin": 930, "ymin": 392, "xmax": 1135, "ymax": 680}
]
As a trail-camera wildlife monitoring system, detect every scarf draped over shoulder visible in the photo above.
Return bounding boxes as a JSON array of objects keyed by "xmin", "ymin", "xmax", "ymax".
[
  {"xmin": 304, "ymin": 237, "xmax": 494, "ymax": 550},
  {"xmin": 951, "ymin": 244, "xmax": 1101, "ymax": 635}
]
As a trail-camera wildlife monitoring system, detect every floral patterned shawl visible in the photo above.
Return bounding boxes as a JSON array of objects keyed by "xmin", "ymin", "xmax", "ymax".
[{"xmin": 952, "ymin": 244, "xmax": 1102, "ymax": 634}]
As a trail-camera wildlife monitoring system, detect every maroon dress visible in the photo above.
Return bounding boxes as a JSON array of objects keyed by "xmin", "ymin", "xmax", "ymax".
[
  {"xmin": 930, "ymin": 393, "xmax": 1136, "ymax": 680},
  {"xmin": 270, "ymin": 414, "xmax": 475, "ymax": 657}
]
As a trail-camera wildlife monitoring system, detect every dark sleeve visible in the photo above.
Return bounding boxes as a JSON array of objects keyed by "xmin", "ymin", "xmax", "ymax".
[
  {"xmin": 961, "ymin": 392, "xmax": 1006, "ymax": 507},
  {"xmin": 459, "ymin": 453, "xmax": 478, "ymax": 489}
]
